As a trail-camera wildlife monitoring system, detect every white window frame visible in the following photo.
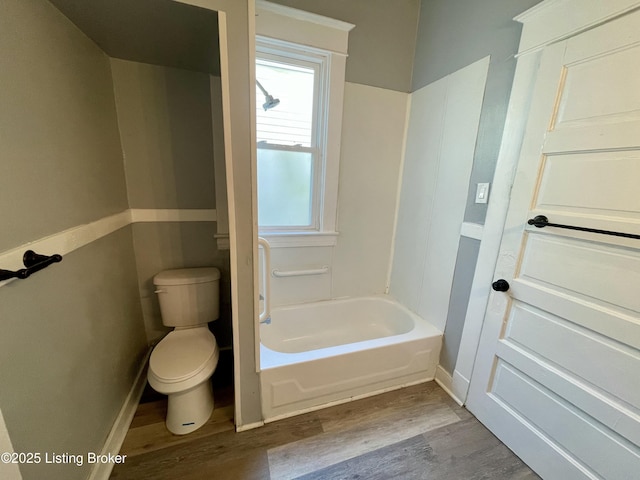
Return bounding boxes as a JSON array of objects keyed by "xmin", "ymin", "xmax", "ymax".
[
  {"xmin": 254, "ymin": 0, "xmax": 354, "ymax": 248},
  {"xmin": 256, "ymin": 37, "xmax": 327, "ymax": 233}
]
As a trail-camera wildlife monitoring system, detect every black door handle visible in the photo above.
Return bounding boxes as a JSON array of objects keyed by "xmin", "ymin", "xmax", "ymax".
[{"xmin": 492, "ymin": 279, "xmax": 510, "ymax": 292}]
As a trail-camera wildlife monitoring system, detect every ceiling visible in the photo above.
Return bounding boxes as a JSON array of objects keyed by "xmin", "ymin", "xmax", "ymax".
[{"xmin": 49, "ymin": 0, "xmax": 220, "ymax": 75}]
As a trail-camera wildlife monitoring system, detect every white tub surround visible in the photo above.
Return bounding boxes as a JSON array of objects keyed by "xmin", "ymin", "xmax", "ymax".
[
  {"xmin": 259, "ymin": 296, "xmax": 442, "ymax": 421},
  {"xmin": 389, "ymin": 56, "xmax": 489, "ymax": 332}
]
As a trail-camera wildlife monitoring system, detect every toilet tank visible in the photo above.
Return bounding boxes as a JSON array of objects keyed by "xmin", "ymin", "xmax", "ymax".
[{"xmin": 153, "ymin": 267, "xmax": 220, "ymax": 327}]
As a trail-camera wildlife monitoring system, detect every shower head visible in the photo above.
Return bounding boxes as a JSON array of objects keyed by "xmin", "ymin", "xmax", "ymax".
[
  {"xmin": 256, "ymin": 80, "xmax": 280, "ymax": 111},
  {"xmin": 262, "ymin": 95, "xmax": 280, "ymax": 111}
]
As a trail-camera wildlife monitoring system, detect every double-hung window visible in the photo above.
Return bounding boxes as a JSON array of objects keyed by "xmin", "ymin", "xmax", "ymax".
[
  {"xmin": 254, "ymin": 2, "xmax": 353, "ymax": 247},
  {"xmin": 255, "ymin": 38, "xmax": 327, "ymax": 232}
]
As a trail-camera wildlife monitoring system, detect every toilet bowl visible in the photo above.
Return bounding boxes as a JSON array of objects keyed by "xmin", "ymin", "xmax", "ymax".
[{"xmin": 147, "ymin": 267, "xmax": 221, "ymax": 435}]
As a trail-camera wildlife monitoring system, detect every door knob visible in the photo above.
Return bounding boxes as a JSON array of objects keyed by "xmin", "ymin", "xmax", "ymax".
[{"xmin": 492, "ymin": 279, "xmax": 510, "ymax": 292}]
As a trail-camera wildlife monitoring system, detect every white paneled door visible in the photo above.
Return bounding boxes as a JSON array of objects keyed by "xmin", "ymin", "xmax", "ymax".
[{"xmin": 467, "ymin": 9, "xmax": 640, "ymax": 480}]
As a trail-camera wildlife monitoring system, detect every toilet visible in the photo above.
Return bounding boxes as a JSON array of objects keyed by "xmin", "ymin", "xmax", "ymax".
[{"xmin": 147, "ymin": 267, "xmax": 221, "ymax": 435}]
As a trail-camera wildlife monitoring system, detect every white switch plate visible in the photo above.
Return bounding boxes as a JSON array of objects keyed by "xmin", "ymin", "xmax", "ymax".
[{"xmin": 475, "ymin": 183, "xmax": 490, "ymax": 204}]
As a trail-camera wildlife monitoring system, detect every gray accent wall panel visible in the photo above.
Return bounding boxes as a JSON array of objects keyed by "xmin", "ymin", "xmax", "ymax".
[
  {"xmin": 266, "ymin": 0, "xmax": 420, "ymax": 92},
  {"xmin": 439, "ymin": 236, "xmax": 481, "ymax": 374},
  {"xmin": 412, "ymin": 0, "xmax": 542, "ymax": 90},
  {"xmin": 110, "ymin": 58, "xmax": 229, "ymax": 344},
  {"xmin": 0, "ymin": 0, "xmax": 129, "ymax": 252},
  {"xmin": 0, "ymin": 4, "xmax": 146, "ymax": 478},
  {"xmin": 111, "ymin": 59, "xmax": 216, "ymax": 209},
  {"xmin": 0, "ymin": 228, "xmax": 146, "ymax": 480},
  {"xmin": 411, "ymin": 0, "xmax": 542, "ymax": 375}
]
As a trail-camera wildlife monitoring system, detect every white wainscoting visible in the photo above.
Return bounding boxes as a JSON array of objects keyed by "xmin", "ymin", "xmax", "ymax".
[
  {"xmin": 389, "ymin": 56, "xmax": 490, "ymax": 332},
  {"xmin": 331, "ymin": 82, "xmax": 409, "ymax": 299}
]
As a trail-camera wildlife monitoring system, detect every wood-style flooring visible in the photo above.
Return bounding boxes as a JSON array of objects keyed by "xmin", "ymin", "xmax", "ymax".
[{"xmin": 110, "ymin": 381, "xmax": 539, "ymax": 479}]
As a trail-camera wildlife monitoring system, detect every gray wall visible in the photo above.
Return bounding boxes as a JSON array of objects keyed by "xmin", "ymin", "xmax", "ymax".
[
  {"xmin": 0, "ymin": 1, "xmax": 147, "ymax": 479},
  {"xmin": 266, "ymin": 0, "xmax": 420, "ymax": 92},
  {"xmin": 110, "ymin": 59, "xmax": 232, "ymax": 347},
  {"xmin": 107, "ymin": 0, "xmax": 262, "ymax": 425},
  {"xmin": 412, "ymin": 0, "xmax": 542, "ymax": 375},
  {"xmin": 131, "ymin": 223, "xmax": 233, "ymax": 347},
  {"xmin": 439, "ymin": 236, "xmax": 481, "ymax": 373},
  {"xmin": 49, "ymin": 0, "xmax": 221, "ymax": 76},
  {"xmin": 0, "ymin": 230, "xmax": 146, "ymax": 480},
  {"xmin": 413, "ymin": 0, "xmax": 542, "ymax": 223},
  {"xmin": 111, "ymin": 59, "xmax": 217, "ymax": 209},
  {"xmin": 0, "ymin": 0, "xmax": 128, "ymax": 253}
]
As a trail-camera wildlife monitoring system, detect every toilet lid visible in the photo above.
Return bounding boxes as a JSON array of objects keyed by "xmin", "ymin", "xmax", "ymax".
[{"xmin": 150, "ymin": 328, "xmax": 217, "ymax": 383}]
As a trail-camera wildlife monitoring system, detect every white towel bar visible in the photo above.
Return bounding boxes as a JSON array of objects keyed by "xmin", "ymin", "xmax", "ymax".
[{"xmin": 272, "ymin": 265, "xmax": 330, "ymax": 277}]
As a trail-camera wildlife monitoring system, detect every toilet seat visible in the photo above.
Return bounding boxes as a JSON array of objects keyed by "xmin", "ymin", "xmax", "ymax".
[{"xmin": 148, "ymin": 327, "xmax": 219, "ymax": 394}]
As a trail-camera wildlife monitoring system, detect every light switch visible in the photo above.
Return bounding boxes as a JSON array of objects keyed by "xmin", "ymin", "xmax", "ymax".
[{"xmin": 475, "ymin": 183, "xmax": 490, "ymax": 204}]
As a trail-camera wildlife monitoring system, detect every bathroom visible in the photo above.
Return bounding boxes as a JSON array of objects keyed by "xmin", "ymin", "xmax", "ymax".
[{"xmin": 4, "ymin": 0, "xmax": 638, "ymax": 479}]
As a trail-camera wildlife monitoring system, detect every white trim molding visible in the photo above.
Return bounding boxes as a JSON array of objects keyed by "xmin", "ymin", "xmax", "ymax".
[
  {"xmin": 0, "ymin": 211, "xmax": 130, "ymax": 284},
  {"xmin": 256, "ymin": 1, "xmax": 354, "ymax": 33},
  {"xmin": 214, "ymin": 233, "xmax": 230, "ymax": 250},
  {"xmin": 434, "ymin": 365, "xmax": 464, "ymax": 407},
  {"xmin": 516, "ymin": 0, "xmax": 640, "ymax": 54},
  {"xmin": 255, "ymin": 2, "xmax": 353, "ymax": 242},
  {"xmin": 459, "ymin": 222, "xmax": 484, "ymax": 240},
  {"xmin": 130, "ymin": 209, "xmax": 216, "ymax": 223},
  {"xmin": 235, "ymin": 420, "xmax": 265, "ymax": 433},
  {"xmin": 255, "ymin": 1, "xmax": 354, "ymax": 55},
  {"xmin": 258, "ymin": 231, "xmax": 338, "ymax": 248},
  {"xmin": 0, "ymin": 209, "xmax": 218, "ymax": 288},
  {"xmin": 210, "ymin": 75, "xmax": 230, "ymax": 250}
]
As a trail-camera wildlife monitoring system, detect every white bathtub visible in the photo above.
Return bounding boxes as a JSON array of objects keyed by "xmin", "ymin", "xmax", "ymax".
[{"xmin": 259, "ymin": 295, "xmax": 443, "ymax": 421}]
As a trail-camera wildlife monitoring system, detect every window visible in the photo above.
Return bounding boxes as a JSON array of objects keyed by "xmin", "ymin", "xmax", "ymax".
[
  {"xmin": 254, "ymin": 2, "xmax": 354, "ymax": 247},
  {"xmin": 255, "ymin": 39, "xmax": 326, "ymax": 231}
]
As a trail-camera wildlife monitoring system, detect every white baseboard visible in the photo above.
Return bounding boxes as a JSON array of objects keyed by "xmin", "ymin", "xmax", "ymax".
[
  {"xmin": 236, "ymin": 421, "xmax": 265, "ymax": 432},
  {"xmin": 434, "ymin": 365, "xmax": 464, "ymax": 406},
  {"xmin": 88, "ymin": 349, "xmax": 151, "ymax": 480},
  {"xmin": 452, "ymin": 369, "xmax": 470, "ymax": 405}
]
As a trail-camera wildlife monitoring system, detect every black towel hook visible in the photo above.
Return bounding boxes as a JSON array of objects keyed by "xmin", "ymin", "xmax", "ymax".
[{"xmin": 0, "ymin": 250, "xmax": 63, "ymax": 281}]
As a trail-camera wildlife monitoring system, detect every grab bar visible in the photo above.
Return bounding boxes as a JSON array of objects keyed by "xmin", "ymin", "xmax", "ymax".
[
  {"xmin": 0, "ymin": 250, "xmax": 63, "ymax": 281},
  {"xmin": 528, "ymin": 215, "xmax": 640, "ymax": 240},
  {"xmin": 257, "ymin": 237, "xmax": 271, "ymax": 324},
  {"xmin": 272, "ymin": 265, "xmax": 330, "ymax": 278}
]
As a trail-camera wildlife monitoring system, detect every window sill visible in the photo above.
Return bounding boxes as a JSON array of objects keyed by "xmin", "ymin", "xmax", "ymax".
[{"xmin": 258, "ymin": 231, "xmax": 338, "ymax": 248}]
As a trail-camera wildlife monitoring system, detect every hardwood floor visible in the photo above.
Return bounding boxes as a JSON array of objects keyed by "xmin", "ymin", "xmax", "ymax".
[{"xmin": 110, "ymin": 381, "xmax": 539, "ymax": 479}]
